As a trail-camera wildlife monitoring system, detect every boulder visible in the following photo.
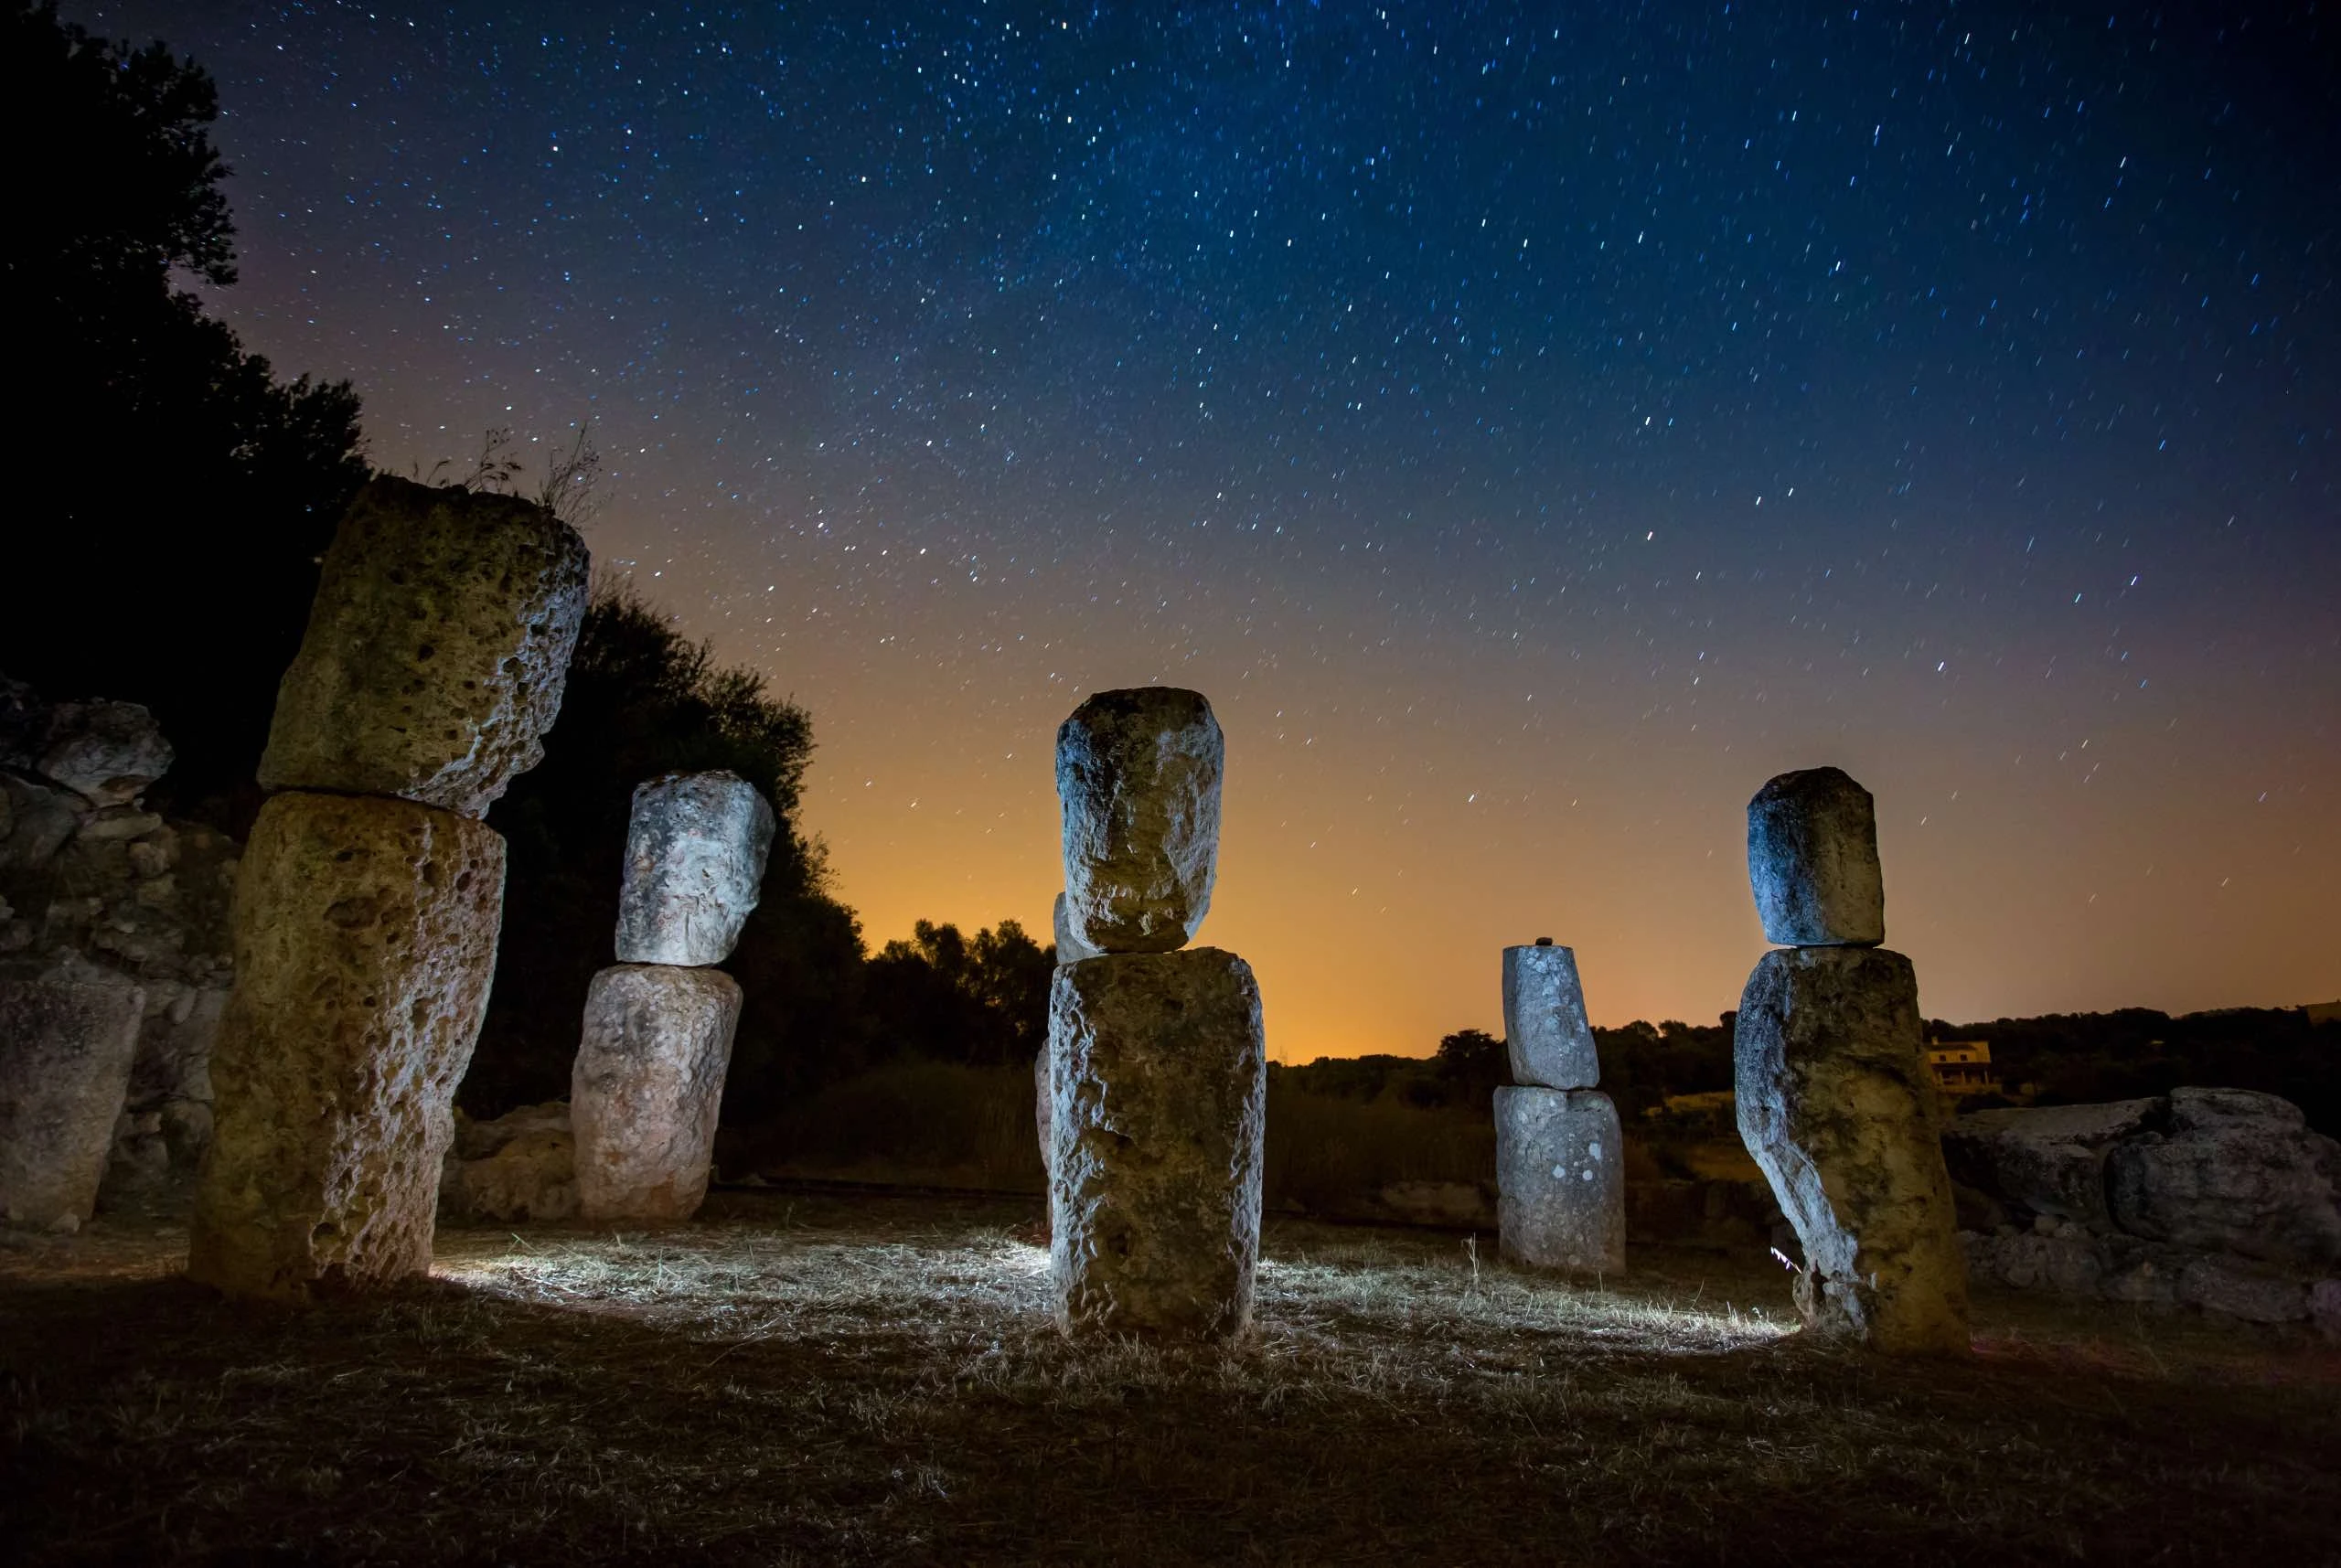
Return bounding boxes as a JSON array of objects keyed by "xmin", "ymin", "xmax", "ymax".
[
  {"xmin": 0, "ymin": 955, "xmax": 144, "ymax": 1226},
  {"xmin": 613, "ymin": 771, "xmax": 776, "ymax": 965},
  {"xmin": 572, "ymin": 965, "xmax": 743, "ymax": 1221},
  {"xmin": 258, "ymin": 476, "xmax": 590, "ymax": 818},
  {"xmin": 1493, "ymin": 1085, "xmax": 1626, "ymax": 1272},
  {"xmin": 1747, "ymin": 766, "xmax": 1886, "ymax": 946},
  {"xmin": 0, "ymin": 772, "xmax": 88, "ymax": 872},
  {"xmin": 1048, "ymin": 948, "xmax": 1266, "ymax": 1339},
  {"xmin": 1055, "ymin": 688, "xmax": 1223, "ymax": 954},
  {"xmin": 1944, "ymin": 1098, "xmax": 2164, "ymax": 1228},
  {"xmin": 1735, "ymin": 946, "xmax": 1969, "ymax": 1353},
  {"xmin": 1961, "ymin": 1228, "xmax": 2106, "ymax": 1297},
  {"xmin": 188, "ymin": 792, "xmax": 505, "ymax": 1299},
  {"xmin": 1053, "ymin": 891, "xmax": 1102, "ymax": 964},
  {"xmin": 2105, "ymin": 1087, "xmax": 2341, "ymax": 1267},
  {"xmin": 2176, "ymin": 1254, "xmax": 2310, "ymax": 1324},
  {"xmin": 34, "ymin": 700, "xmax": 173, "ymax": 805},
  {"xmin": 442, "ymin": 1102, "xmax": 576, "ymax": 1223},
  {"xmin": 1501, "ymin": 943, "xmax": 1599, "ymax": 1090}
]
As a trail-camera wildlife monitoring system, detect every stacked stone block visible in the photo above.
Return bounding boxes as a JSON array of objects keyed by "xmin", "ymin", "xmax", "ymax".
[
  {"xmin": 1731, "ymin": 766, "xmax": 1970, "ymax": 1354},
  {"xmin": 1045, "ymin": 688, "xmax": 1266, "ymax": 1340},
  {"xmin": 189, "ymin": 478, "xmax": 588, "ymax": 1299},
  {"xmin": 1493, "ymin": 940, "xmax": 1625, "ymax": 1273},
  {"xmin": 572, "ymin": 771, "xmax": 774, "ymax": 1221}
]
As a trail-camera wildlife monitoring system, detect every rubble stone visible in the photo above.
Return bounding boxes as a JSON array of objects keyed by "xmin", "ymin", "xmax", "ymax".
[
  {"xmin": 1494, "ymin": 1085, "xmax": 1626, "ymax": 1272},
  {"xmin": 187, "ymin": 792, "xmax": 505, "ymax": 1299},
  {"xmin": 1055, "ymin": 688, "xmax": 1223, "ymax": 953},
  {"xmin": 1747, "ymin": 766, "xmax": 1887, "ymax": 946},
  {"xmin": 1735, "ymin": 945, "xmax": 1970, "ymax": 1353},
  {"xmin": 1047, "ymin": 948, "xmax": 1265, "ymax": 1339},
  {"xmin": 2106, "ymin": 1087, "xmax": 2341, "ymax": 1267},
  {"xmin": 0, "ymin": 956, "xmax": 144, "ymax": 1226},
  {"xmin": 613, "ymin": 771, "xmax": 776, "ymax": 965},
  {"xmin": 572, "ymin": 965, "xmax": 743, "ymax": 1221},
  {"xmin": 1501, "ymin": 943, "xmax": 1600, "ymax": 1090},
  {"xmin": 258, "ymin": 476, "xmax": 590, "ymax": 817},
  {"xmin": 441, "ymin": 1102, "xmax": 576, "ymax": 1223}
]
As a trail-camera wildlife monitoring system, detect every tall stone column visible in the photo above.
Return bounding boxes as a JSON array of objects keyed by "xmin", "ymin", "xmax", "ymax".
[
  {"xmin": 1046, "ymin": 688, "xmax": 1265, "ymax": 1340},
  {"xmin": 572, "ymin": 771, "xmax": 774, "ymax": 1221},
  {"xmin": 1493, "ymin": 940, "xmax": 1625, "ymax": 1273},
  {"xmin": 188, "ymin": 478, "xmax": 588, "ymax": 1299},
  {"xmin": 1731, "ymin": 767, "xmax": 1969, "ymax": 1354}
]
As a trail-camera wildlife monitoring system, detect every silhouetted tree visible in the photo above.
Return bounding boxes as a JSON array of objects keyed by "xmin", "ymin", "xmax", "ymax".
[
  {"xmin": 5, "ymin": 5, "xmax": 368, "ymax": 822},
  {"xmin": 1432, "ymin": 1027, "xmax": 1508, "ymax": 1112},
  {"xmin": 862, "ymin": 918, "xmax": 1053, "ymax": 1071}
]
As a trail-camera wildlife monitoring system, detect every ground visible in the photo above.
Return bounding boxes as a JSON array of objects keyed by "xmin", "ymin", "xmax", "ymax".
[{"xmin": 5, "ymin": 1189, "xmax": 2337, "ymax": 1565}]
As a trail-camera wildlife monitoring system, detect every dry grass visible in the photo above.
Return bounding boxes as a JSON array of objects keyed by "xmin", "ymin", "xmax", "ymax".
[{"xmin": 5, "ymin": 1189, "xmax": 2338, "ymax": 1565}]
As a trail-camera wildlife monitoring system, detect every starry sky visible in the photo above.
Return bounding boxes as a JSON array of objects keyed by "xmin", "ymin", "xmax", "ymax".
[{"xmin": 77, "ymin": 2, "xmax": 2339, "ymax": 1059}]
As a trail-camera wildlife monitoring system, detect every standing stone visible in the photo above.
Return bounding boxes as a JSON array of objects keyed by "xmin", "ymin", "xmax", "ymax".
[
  {"xmin": 1048, "ymin": 949, "xmax": 1265, "ymax": 1339},
  {"xmin": 1056, "ymin": 688, "xmax": 1223, "ymax": 954},
  {"xmin": 614, "ymin": 771, "xmax": 777, "ymax": 965},
  {"xmin": 0, "ymin": 956, "xmax": 144, "ymax": 1228},
  {"xmin": 572, "ymin": 964, "xmax": 743, "ymax": 1221},
  {"xmin": 258, "ymin": 477, "xmax": 591, "ymax": 818},
  {"xmin": 188, "ymin": 793, "xmax": 505, "ymax": 1299},
  {"xmin": 1053, "ymin": 891, "xmax": 1102, "ymax": 965},
  {"xmin": 1033, "ymin": 1040, "xmax": 1053, "ymax": 1177},
  {"xmin": 1494, "ymin": 1085, "xmax": 1625, "ymax": 1272},
  {"xmin": 1735, "ymin": 946, "xmax": 1969, "ymax": 1352},
  {"xmin": 1747, "ymin": 767, "xmax": 1886, "ymax": 946},
  {"xmin": 1502, "ymin": 942, "xmax": 1599, "ymax": 1089}
]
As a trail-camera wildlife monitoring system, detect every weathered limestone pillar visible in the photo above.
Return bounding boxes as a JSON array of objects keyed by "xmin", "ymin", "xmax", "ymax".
[
  {"xmin": 1732, "ymin": 766, "xmax": 1969, "ymax": 1354},
  {"xmin": 572, "ymin": 771, "xmax": 773, "ymax": 1221},
  {"xmin": 1494, "ymin": 940, "xmax": 1625, "ymax": 1272},
  {"xmin": 0, "ymin": 955, "xmax": 144, "ymax": 1231},
  {"xmin": 189, "ymin": 477, "xmax": 587, "ymax": 1299},
  {"xmin": 1046, "ymin": 688, "xmax": 1264, "ymax": 1339}
]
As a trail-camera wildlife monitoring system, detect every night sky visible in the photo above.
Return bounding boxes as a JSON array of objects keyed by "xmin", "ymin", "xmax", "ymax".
[{"xmin": 76, "ymin": 2, "xmax": 2339, "ymax": 1059}]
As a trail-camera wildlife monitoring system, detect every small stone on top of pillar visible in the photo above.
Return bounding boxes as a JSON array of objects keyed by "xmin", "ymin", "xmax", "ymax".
[{"xmin": 1747, "ymin": 765, "xmax": 1886, "ymax": 947}]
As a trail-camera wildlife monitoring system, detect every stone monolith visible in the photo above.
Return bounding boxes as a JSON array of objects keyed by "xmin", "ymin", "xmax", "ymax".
[
  {"xmin": 1735, "ymin": 945, "xmax": 1969, "ymax": 1352},
  {"xmin": 1048, "ymin": 949, "xmax": 1265, "ymax": 1338},
  {"xmin": 1056, "ymin": 688, "xmax": 1223, "ymax": 953},
  {"xmin": 614, "ymin": 771, "xmax": 777, "ymax": 966},
  {"xmin": 0, "ymin": 956, "xmax": 144, "ymax": 1228},
  {"xmin": 1494, "ymin": 1085, "xmax": 1626, "ymax": 1272},
  {"xmin": 258, "ymin": 476, "xmax": 590, "ymax": 818},
  {"xmin": 1502, "ymin": 942, "xmax": 1598, "ymax": 1090},
  {"xmin": 1747, "ymin": 767, "xmax": 1886, "ymax": 946},
  {"xmin": 187, "ymin": 792, "xmax": 505, "ymax": 1298},
  {"xmin": 572, "ymin": 964, "xmax": 744, "ymax": 1221}
]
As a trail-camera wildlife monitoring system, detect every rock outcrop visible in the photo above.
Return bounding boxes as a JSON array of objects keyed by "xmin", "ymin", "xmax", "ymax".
[
  {"xmin": 2106, "ymin": 1088, "xmax": 2341, "ymax": 1266},
  {"xmin": 1055, "ymin": 688, "xmax": 1223, "ymax": 954},
  {"xmin": 1493, "ymin": 1085, "xmax": 1626, "ymax": 1272},
  {"xmin": 1746, "ymin": 766, "xmax": 1885, "ymax": 947},
  {"xmin": 572, "ymin": 965, "xmax": 743, "ymax": 1221},
  {"xmin": 257, "ymin": 476, "xmax": 590, "ymax": 818},
  {"xmin": 1047, "ymin": 948, "xmax": 1266, "ymax": 1339},
  {"xmin": 0, "ymin": 954, "xmax": 144, "ymax": 1229},
  {"xmin": 614, "ymin": 771, "xmax": 776, "ymax": 966}
]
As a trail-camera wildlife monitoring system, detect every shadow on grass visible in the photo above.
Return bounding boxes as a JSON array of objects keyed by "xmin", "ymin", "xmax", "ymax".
[{"xmin": 4, "ymin": 1193, "xmax": 2337, "ymax": 1565}]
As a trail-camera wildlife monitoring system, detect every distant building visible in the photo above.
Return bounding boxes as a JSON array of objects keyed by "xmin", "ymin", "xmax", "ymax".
[{"xmin": 1924, "ymin": 1038, "xmax": 2002, "ymax": 1102}]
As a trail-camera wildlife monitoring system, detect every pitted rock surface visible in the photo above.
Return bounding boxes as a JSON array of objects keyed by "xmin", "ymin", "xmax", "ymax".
[
  {"xmin": 1747, "ymin": 766, "xmax": 1886, "ymax": 946},
  {"xmin": 188, "ymin": 792, "xmax": 505, "ymax": 1299},
  {"xmin": 614, "ymin": 771, "xmax": 776, "ymax": 965},
  {"xmin": 0, "ymin": 955, "xmax": 144, "ymax": 1227},
  {"xmin": 572, "ymin": 965, "xmax": 743, "ymax": 1221},
  {"xmin": 1735, "ymin": 945, "xmax": 1970, "ymax": 1353},
  {"xmin": 1055, "ymin": 688, "xmax": 1223, "ymax": 954},
  {"xmin": 2106, "ymin": 1087, "xmax": 2341, "ymax": 1267},
  {"xmin": 1494, "ymin": 1085, "xmax": 1625, "ymax": 1272},
  {"xmin": 258, "ymin": 476, "xmax": 589, "ymax": 817},
  {"xmin": 1501, "ymin": 944, "xmax": 1600, "ymax": 1090},
  {"xmin": 1048, "ymin": 948, "xmax": 1265, "ymax": 1339}
]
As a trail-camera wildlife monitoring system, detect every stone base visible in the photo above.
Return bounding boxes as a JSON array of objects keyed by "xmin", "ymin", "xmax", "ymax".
[
  {"xmin": 0, "ymin": 959, "xmax": 144, "ymax": 1227},
  {"xmin": 572, "ymin": 965, "xmax": 743, "ymax": 1221},
  {"xmin": 1494, "ymin": 1086, "xmax": 1625, "ymax": 1273},
  {"xmin": 1048, "ymin": 948, "xmax": 1265, "ymax": 1339},
  {"xmin": 187, "ymin": 792, "xmax": 505, "ymax": 1299},
  {"xmin": 1735, "ymin": 946, "xmax": 1970, "ymax": 1353}
]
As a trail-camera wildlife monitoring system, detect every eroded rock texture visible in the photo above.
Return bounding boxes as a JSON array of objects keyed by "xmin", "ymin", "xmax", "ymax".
[
  {"xmin": 1055, "ymin": 688, "xmax": 1223, "ymax": 954},
  {"xmin": 1747, "ymin": 766, "xmax": 1886, "ymax": 946},
  {"xmin": 614, "ymin": 771, "xmax": 776, "ymax": 965},
  {"xmin": 1494, "ymin": 1085, "xmax": 1625, "ymax": 1272},
  {"xmin": 1735, "ymin": 946, "xmax": 1969, "ymax": 1353},
  {"xmin": 1048, "ymin": 949, "xmax": 1265, "ymax": 1339},
  {"xmin": 1943, "ymin": 1099, "xmax": 2163, "ymax": 1230},
  {"xmin": 572, "ymin": 964, "xmax": 743, "ymax": 1221},
  {"xmin": 1052, "ymin": 891, "xmax": 1102, "ymax": 965},
  {"xmin": 441, "ymin": 1101, "xmax": 576, "ymax": 1223},
  {"xmin": 188, "ymin": 793, "xmax": 505, "ymax": 1299},
  {"xmin": 1501, "ymin": 943, "xmax": 1599, "ymax": 1090},
  {"xmin": 2106, "ymin": 1088, "xmax": 2341, "ymax": 1267},
  {"xmin": 258, "ymin": 476, "xmax": 590, "ymax": 818},
  {"xmin": 0, "ymin": 955, "xmax": 144, "ymax": 1228}
]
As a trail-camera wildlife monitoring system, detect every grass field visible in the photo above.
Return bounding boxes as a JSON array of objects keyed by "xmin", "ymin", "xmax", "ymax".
[{"xmin": 5, "ymin": 1189, "xmax": 2337, "ymax": 1565}]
